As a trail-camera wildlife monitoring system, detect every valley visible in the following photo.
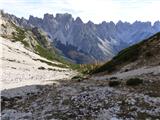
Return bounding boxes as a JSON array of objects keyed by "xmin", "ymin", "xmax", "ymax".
[{"xmin": 1, "ymin": 10, "xmax": 160, "ymax": 120}]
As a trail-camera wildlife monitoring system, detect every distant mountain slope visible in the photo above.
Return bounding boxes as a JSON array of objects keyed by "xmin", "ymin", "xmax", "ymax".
[
  {"xmin": 92, "ymin": 32, "xmax": 160, "ymax": 74},
  {"xmin": 2, "ymin": 10, "xmax": 160, "ymax": 63},
  {"xmin": 27, "ymin": 14, "xmax": 160, "ymax": 63},
  {"xmin": 0, "ymin": 10, "xmax": 66, "ymax": 63},
  {"xmin": 0, "ymin": 11, "xmax": 76, "ymax": 90}
]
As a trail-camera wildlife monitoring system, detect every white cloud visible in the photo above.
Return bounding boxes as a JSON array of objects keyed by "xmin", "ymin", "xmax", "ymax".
[{"xmin": 0, "ymin": 0, "xmax": 160, "ymax": 23}]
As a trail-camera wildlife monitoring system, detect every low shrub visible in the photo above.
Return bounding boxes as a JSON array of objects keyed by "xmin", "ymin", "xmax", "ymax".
[
  {"xmin": 38, "ymin": 66, "xmax": 45, "ymax": 70},
  {"xmin": 1, "ymin": 24, "xmax": 7, "ymax": 28},
  {"xmin": 145, "ymin": 51, "xmax": 153, "ymax": 58},
  {"xmin": 126, "ymin": 78, "xmax": 143, "ymax": 86},
  {"xmin": 108, "ymin": 80, "xmax": 121, "ymax": 87},
  {"xmin": 71, "ymin": 75, "xmax": 82, "ymax": 79},
  {"xmin": 71, "ymin": 75, "xmax": 83, "ymax": 82},
  {"xmin": 110, "ymin": 77, "xmax": 118, "ymax": 80},
  {"xmin": 48, "ymin": 68, "xmax": 56, "ymax": 71}
]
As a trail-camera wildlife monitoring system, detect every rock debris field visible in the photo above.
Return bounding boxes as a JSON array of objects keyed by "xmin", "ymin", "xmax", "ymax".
[{"xmin": 1, "ymin": 72, "xmax": 160, "ymax": 120}]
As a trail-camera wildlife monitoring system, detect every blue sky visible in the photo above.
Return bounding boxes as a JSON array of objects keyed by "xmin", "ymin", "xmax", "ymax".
[{"xmin": 0, "ymin": 0, "xmax": 160, "ymax": 23}]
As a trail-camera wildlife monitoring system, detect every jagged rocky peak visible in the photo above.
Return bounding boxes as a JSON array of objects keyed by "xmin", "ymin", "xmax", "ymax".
[
  {"xmin": 28, "ymin": 15, "xmax": 42, "ymax": 28},
  {"xmin": 0, "ymin": 9, "xmax": 4, "ymax": 17},
  {"xmin": 20, "ymin": 17, "xmax": 27, "ymax": 21},
  {"xmin": 86, "ymin": 20, "xmax": 95, "ymax": 27},
  {"xmin": 100, "ymin": 21, "xmax": 116, "ymax": 28},
  {"xmin": 109, "ymin": 21, "xmax": 115, "ymax": 25},
  {"xmin": 116, "ymin": 20, "xmax": 123, "ymax": 25},
  {"xmin": 55, "ymin": 13, "xmax": 73, "ymax": 21},
  {"xmin": 29, "ymin": 15, "xmax": 34, "ymax": 19},
  {"xmin": 153, "ymin": 21, "xmax": 160, "ymax": 31},
  {"xmin": 29, "ymin": 15, "xmax": 34, "ymax": 21},
  {"xmin": 43, "ymin": 13, "xmax": 54, "ymax": 20},
  {"xmin": 42, "ymin": 13, "xmax": 56, "ymax": 26},
  {"xmin": 86, "ymin": 20, "xmax": 96, "ymax": 30},
  {"xmin": 19, "ymin": 17, "xmax": 31, "ymax": 28},
  {"xmin": 29, "ymin": 15, "xmax": 42, "ymax": 22},
  {"xmin": 101, "ymin": 21, "xmax": 107, "ymax": 25},
  {"xmin": 132, "ymin": 20, "xmax": 152, "ymax": 27},
  {"xmin": 75, "ymin": 17, "xmax": 83, "ymax": 24},
  {"xmin": 116, "ymin": 20, "xmax": 130, "ymax": 27},
  {"xmin": 154, "ymin": 20, "xmax": 160, "ymax": 26},
  {"xmin": 87, "ymin": 20, "xmax": 94, "ymax": 25},
  {"xmin": 55, "ymin": 13, "xmax": 73, "ymax": 29},
  {"xmin": 146, "ymin": 21, "xmax": 152, "ymax": 26}
]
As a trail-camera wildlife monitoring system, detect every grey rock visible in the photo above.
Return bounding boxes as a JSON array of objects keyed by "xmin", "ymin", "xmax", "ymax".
[{"xmin": 2, "ymin": 11, "xmax": 160, "ymax": 63}]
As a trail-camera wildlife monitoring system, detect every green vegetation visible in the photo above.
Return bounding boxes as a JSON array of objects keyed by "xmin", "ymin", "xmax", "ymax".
[
  {"xmin": 71, "ymin": 75, "xmax": 84, "ymax": 82},
  {"xmin": 48, "ymin": 68, "xmax": 56, "ymax": 71},
  {"xmin": 34, "ymin": 58, "xmax": 67, "ymax": 68},
  {"xmin": 91, "ymin": 43, "xmax": 141, "ymax": 74},
  {"xmin": 91, "ymin": 32, "xmax": 160, "ymax": 74},
  {"xmin": 34, "ymin": 45, "xmax": 73, "ymax": 68},
  {"xmin": 11, "ymin": 23, "xmax": 29, "ymax": 47},
  {"xmin": 35, "ymin": 45, "xmax": 56, "ymax": 60},
  {"xmin": 21, "ymin": 40, "xmax": 29, "ymax": 47},
  {"xmin": 13, "ymin": 26, "xmax": 25, "ymax": 41},
  {"xmin": 108, "ymin": 80, "xmax": 121, "ymax": 87},
  {"xmin": 69, "ymin": 63, "xmax": 99, "ymax": 74},
  {"xmin": 126, "ymin": 78, "xmax": 143, "ymax": 86},
  {"xmin": 113, "ymin": 43, "xmax": 140, "ymax": 63}
]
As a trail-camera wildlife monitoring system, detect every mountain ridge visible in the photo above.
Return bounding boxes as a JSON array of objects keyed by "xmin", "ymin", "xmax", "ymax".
[{"xmin": 2, "ymin": 10, "xmax": 160, "ymax": 63}]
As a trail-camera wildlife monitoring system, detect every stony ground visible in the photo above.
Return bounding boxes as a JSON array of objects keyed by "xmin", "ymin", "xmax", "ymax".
[{"xmin": 1, "ymin": 72, "xmax": 160, "ymax": 120}]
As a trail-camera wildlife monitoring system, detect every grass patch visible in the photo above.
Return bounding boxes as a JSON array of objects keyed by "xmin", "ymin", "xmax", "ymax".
[
  {"xmin": 11, "ymin": 23, "xmax": 29, "ymax": 47},
  {"xmin": 34, "ymin": 58, "xmax": 67, "ymax": 68},
  {"xmin": 69, "ymin": 63, "xmax": 99, "ymax": 74},
  {"xmin": 35, "ymin": 45, "xmax": 56, "ymax": 60},
  {"xmin": 13, "ymin": 25, "xmax": 25, "ymax": 41},
  {"xmin": 126, "ymin": 78, "xmax": 143, "ymax": 86},
  {"xmin": 91, "ymin": 43, "xmax": 141, "ymax": 74},
  {"xmin": 21, "ymin": 40, "xmax": 29, "ymax": 47}
]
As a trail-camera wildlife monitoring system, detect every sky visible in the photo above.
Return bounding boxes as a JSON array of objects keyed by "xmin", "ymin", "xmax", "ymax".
[{"xmin": 0, "ymin": 0, "xmax": 160, "ymax": 23}]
